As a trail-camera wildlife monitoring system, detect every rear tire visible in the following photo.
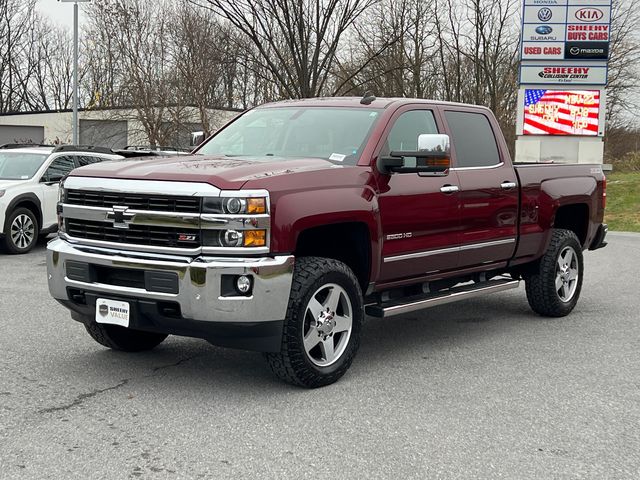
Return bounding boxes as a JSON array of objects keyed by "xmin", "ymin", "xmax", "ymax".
[
  {"xmin": 265, "ymin": 257, "xmax": 363, "ymax": 388},
  {"xmin": 525, "ymin": 228, "xmax": 583, "ymax": 317},
  {"xmin": 3, "ymin": 208, "xmax": 39, "ymax": 254},
  {"xmin": 84, "ymin": 321, "xmax": 168, "ymax": 352}
]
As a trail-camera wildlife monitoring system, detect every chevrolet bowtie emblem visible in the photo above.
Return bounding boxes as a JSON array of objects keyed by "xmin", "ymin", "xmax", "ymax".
[{"xmin": 106, "ymin": 205, "xmax": 135, "ymax": 229}]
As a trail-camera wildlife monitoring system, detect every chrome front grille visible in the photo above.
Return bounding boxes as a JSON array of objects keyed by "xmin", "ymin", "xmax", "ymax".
[
  {"xmin": 65, "ymin": 189, "xmax": 201, "ymax": 213},
  {"xmin": 65, "ymin": 219, "xmax": 200, "ymax": 248},
  {"xmin": 59, "ymin": 177, "xmax": 270, "ymax": 255}
]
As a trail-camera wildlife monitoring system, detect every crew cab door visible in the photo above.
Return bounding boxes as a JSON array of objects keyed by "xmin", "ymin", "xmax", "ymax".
[
  {"xmin": 441, "ymin": 108, "xmax": 519, "ymax": 269},
  {"xmin": 375, "ymin": 107, "xmax": 461, "ymax": 283}
]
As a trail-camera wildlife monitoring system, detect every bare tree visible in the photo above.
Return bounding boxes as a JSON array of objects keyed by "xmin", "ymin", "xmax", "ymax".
[
  {"xmin": 27, "ymin": 21, "xmax": 75, "ymax": 111},
  {"xmin": 333, "ymin": 0, "xmax": 436, "ymax": 98},
  {"xmin": 605, "ymin": 0, "xmax": 640, "ymax": 129},
  {"xmin": 192, "ymin": 0, "xmax": 380, "ymax": 99},
  {"xmin": 84, "ymin": 0, "xmax": 176, "ymax": 146},
  {"xmin": 169, "ymin": 4, "xmax": 243, "ymax": 134},
  {"xmin": 0, "ymin": 0, "xmax": 37, "ymax": 113}
]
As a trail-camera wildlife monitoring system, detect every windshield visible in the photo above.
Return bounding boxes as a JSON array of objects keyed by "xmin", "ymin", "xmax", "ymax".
[
  {"xmin": 196, "ymin": 107, "xmax": 381, "ymax": 164},
  {"xmin": 0, "ymin": 152, "xmax": 48, "ymax": 180}
]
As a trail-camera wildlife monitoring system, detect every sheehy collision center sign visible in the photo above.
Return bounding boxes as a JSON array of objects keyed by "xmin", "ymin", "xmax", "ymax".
[
  {"xmin": 520, "ymin": 65, "xmax": 607, "ymax": 85},
  {"xmin": 523, "ymin": 89, "xmax": 600, "ymax": 136}
]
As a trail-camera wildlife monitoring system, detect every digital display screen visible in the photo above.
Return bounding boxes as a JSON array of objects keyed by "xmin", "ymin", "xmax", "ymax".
[{"xmin": 523, "ymin": 89, "xmax": 600, "ymax": 136}]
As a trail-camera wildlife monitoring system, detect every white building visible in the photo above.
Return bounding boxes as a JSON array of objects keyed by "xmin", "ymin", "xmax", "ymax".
[{"xmin": 0, "ymin": 106, "xmax": 240, "ymax": 148}]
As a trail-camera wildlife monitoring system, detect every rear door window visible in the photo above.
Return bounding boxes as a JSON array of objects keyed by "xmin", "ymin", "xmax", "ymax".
[
  {"xmin": 444, "ymin": 111, "xmax": 501, "ymax": 168},
  {"xmin": 43, "ymin": 156, "xmax": 76, "ymax": 182}
]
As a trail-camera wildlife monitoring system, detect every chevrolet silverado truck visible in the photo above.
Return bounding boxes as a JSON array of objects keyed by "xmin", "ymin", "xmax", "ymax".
[{"xmin": 46, "ymin": 97, "xmax": 608, "ymax": 387}]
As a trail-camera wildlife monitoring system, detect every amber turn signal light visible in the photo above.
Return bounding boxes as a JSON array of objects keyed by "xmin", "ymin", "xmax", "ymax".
[
  {"xmin": 247, "ymin": 198, "xmax": 266, "ymax": 214},
  {"xmin": 243, "ymin": 229, "xmax": 266, "ymax": 247}
]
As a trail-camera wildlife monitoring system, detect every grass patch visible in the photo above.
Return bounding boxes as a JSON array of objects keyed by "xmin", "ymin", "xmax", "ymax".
[{"xmin": 605, "ymin": 172, "xmax": 640, "ymax": 232}]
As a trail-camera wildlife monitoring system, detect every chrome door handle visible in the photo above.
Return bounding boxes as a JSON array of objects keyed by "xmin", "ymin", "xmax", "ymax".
[
  {"xmin": 500, "ymin": 181, "xmax": 517, "ymax": 190},
  {"xmin": 440, "ymin": 185, "xmax": 459, "ymax": 194}
]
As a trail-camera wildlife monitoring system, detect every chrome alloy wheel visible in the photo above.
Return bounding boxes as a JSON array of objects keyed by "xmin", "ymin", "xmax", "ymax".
[
  {"xmin": 556, "ymin": 246, "xmax": 579, "ymax": 302},
  {"xmin": 303, "ymin": 283, "xmax": 353, "ymax": 367},
  {"xmin": 10, "ymin": 214, "xmax": 35, "ymax": 250}
]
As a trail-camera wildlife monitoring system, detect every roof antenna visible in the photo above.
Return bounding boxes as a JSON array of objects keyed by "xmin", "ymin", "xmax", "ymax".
[{"xmin": 360, "ymin": 91, "xmax": 376, "ymax": 105}]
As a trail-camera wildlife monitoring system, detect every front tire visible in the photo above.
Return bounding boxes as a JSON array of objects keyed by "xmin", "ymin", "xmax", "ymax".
[
  {"xmin": 84, "ymin": 321, "xmax": 168, "ymax": 352},
  {"xmin": 525, "ymin": 228, "xmax": 583, "ymax": 317},
  {"xmin": 265, "ymin": 257, "xmax": 363, "ymax": 388},
  {"xmin": 3, "ymin": 208, "xmax": 38, "ymax": 254}
]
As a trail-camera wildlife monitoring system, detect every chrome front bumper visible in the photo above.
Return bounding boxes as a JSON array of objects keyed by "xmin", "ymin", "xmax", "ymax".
[{"xmin": 46, "ymin": 237, "xmax": 294, "ymax": 324}]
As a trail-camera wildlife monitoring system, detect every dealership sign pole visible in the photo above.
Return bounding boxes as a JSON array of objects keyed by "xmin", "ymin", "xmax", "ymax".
[
  {"xmin": 60, "ymin": 0, "xmax": 91, "ymax": 145},
  {"xmin": 515, "ymin": 0, "xmax": 612, "ymax": 165}
]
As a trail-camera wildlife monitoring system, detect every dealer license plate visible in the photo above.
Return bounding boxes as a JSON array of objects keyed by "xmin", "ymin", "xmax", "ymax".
[{"xmin": 95, "ymin": 298, "xmax": 130, "ymax": 327}]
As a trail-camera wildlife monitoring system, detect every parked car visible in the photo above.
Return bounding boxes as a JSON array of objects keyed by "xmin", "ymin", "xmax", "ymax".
[
  {"xmin": 0, "ymin": 144, "xmax": 123, "ymax": 254},
  {"xmin": 46, "ymin": 97, "xmax": 607, "ymax": 387},
  {"xmin": 114, "ymin": 145, "xmax": 193, "ymax": 156}
]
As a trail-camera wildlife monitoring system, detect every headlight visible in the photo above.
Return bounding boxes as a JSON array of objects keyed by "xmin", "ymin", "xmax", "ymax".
[
  {"xmin": 202, "ymin": 197, "xmax": 267, "ymax": 215},
  {"xmin": 202, "ymin": 229, "xmax": 267, "ymax": 248}
]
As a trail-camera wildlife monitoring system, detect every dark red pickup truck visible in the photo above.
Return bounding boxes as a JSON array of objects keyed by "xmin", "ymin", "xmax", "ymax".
[{"xmin": 47, "ymin": 97, "xmax": 607, "ymax": 387}]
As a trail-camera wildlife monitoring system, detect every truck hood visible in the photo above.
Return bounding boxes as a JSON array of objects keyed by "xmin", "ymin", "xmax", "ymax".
[{"xmin": 69, "ymin": 155, "xmax": 345, "ymax": 190}]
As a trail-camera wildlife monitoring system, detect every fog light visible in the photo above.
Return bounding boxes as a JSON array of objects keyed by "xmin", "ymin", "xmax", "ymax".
[
  {"xmin": 236, "ymin": 275, "xmax": 252, "ymax": 294},
  {"xmin": 220, "ymin": 229, "xmax": 244, "ymax": 247}
]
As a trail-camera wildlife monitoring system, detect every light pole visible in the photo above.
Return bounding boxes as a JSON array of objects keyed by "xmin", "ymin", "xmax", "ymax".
[{"xmin": 60, "ymin": 0, "xmax": 90, "ymax": 145}]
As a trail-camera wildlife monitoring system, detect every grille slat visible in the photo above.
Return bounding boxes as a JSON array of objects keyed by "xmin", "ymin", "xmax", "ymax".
[
  {"xmin": 65, "ymin": 190, "xmax": 201, "ymax": 213},
  {"xmin": 66, "ymin": 219, "xmax": 200, "ymax": 248}
]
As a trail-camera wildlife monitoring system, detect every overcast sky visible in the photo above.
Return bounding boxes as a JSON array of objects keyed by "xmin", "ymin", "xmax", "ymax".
[{"xmin": 35, "ymin": 0, "xmax": 88, "ymax": 30}]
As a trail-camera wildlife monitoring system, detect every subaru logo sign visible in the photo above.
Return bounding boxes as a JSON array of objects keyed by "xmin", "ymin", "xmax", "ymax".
[
  {"xmin": 538, "ymin": 8, "xmax": 552, "ymax": 22},
  {"xmin": 535, "ymin": 25, "xmax": 553, "ymax": 35}
]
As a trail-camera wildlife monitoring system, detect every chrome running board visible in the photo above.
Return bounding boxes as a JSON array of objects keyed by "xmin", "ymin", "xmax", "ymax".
[{"xmin": 365, "ymin": 279, "xmax": 520, "ymax": 318}]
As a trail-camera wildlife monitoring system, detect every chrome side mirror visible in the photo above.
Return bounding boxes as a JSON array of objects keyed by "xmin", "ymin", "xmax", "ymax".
[{"xmin": 417, "ymin": 134, "xmax": 450, "ymax": 157}]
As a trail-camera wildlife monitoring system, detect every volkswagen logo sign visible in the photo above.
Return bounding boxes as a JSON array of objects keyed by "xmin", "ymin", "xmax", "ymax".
[
  {"xmin": 538, "ymin": 8, "xmax": 552, "ymax": 22},
  {"xmin": 98, "ymin": 303, "xmax": 109, "ymax": 317},
  {"xmin": 535, "ymin": 25, "xmax": 553, "ymax": 35}
]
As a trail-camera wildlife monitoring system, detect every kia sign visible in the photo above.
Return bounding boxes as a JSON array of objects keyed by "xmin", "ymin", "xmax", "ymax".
[
  {"xmin": 522, "ymin": 42, "xmax": 565, "ymax": 60},
  {"xmin": 564, "ymin": 42, "xmax": 609, "ymax": 60},
  {"xmin": 568, "ymin": 6, "xmax": 610, "ymax": 24},
  {"xmin": 520, "ymin": 65, "xmax": 607, "ymax": 85}
]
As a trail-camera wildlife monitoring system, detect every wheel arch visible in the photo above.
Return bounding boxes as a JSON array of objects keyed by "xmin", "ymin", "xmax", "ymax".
[
  {"xmin": 552, "ymin": 203, "xmax": 590, "ymax": 247},
  {"xmin": 294, "ymin": 222, "xmax": 372, "ymax": 293},
  {"xmin": 5, "ymin": 193, "xmax": 43, "ymax": 231}
]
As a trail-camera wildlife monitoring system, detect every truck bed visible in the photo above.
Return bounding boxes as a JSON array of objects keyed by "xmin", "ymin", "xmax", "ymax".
[{"xmin": 511, "ymin": 162, "xmax": 606, "ymax": 265}]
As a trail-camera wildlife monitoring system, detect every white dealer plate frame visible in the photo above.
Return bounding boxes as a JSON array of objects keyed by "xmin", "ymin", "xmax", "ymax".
[{"xmin": 96, "ymin": 298, "xmax": 131, "ymax": 327}]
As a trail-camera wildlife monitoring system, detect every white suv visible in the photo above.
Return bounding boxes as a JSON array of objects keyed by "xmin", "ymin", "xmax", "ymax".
[{"xmin": 0, "ymin": 144, "xmax": 123, "ymax": 254}]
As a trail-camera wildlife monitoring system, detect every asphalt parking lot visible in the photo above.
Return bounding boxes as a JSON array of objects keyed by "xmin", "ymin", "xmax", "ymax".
[{"xmin": 1, "ymin": 232, "xmax": 639, "ymax": 479}]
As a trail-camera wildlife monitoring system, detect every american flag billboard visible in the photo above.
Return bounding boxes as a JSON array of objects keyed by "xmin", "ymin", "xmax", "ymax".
[{"xmin": 523, "ymin": 89, "xmax": 600, "ymax": 135}]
